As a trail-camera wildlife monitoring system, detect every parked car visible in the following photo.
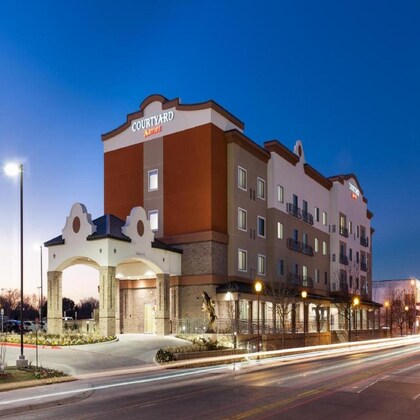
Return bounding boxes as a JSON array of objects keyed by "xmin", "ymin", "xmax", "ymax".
[
  {"xmin": 62, "ymin": 317, "xmax": 73, "ymax": 321},
  {"xmin": 23, "ymin": 320, "xmax": 48, "ymax": 333},
  {"xmin": 3, "ymin": 320, "xmax": 21, "ymax": 333}
]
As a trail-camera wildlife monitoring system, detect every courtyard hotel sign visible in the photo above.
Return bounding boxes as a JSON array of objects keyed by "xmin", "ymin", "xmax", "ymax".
[
  {"xmin": 131, "ymin": 111, "xmax": 175, "ymax": 138},
  {"xmin": 349, "ymin": 182, "xmax": 360, "ymax": 199}
]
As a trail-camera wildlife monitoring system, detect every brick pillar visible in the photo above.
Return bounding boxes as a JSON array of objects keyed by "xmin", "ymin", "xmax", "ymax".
[
  {"xmin": 234, "ymin": 299, "xmax": 240, "ymax": 333},
  {"xmin": 156, "ymin": 273, "xmax": 170, "ymax": 335},
  {"xmin": 99, "ymin": 266, "xmax": 117, "ymax": 337},
  {"xmin": 47, "ymin": 271, "xmax": 62, "ymax": 335},
  {"xmin": 291, "ymin": 303, "xmax": 296, "ymax": 333},
  {"xmin": 248, "ymin": 300, "xmax": 253, "ymax": 334},
  {"xmin": 272, "ymin": 303, "xmax": 277, "ymax": 333}
]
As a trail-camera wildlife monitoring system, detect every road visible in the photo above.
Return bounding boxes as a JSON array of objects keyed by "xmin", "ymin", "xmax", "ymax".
[{"xmin": 1, "ymin": 338, "xmax": 419, "ymax": 419}]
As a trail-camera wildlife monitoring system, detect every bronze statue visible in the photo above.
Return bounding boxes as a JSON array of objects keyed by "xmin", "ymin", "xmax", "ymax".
[{"xmin": 202, "ymin": 291, "xmax": 217, "ymax": 333}]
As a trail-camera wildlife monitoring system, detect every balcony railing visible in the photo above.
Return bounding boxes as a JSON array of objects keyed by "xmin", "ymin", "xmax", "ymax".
[
  {"xmin": 339, "ymin": 254, "xmax": 349, "ymax": 265},
  {"xmin": 360, "ymin": 237, "xmax": 369, "ymax": 247},
  {"xmin": 287, "ymin": 238, "xmax": 302, "ymax": 252},
  {"xmin": 287, "ymin": 273, "xmax": 314, "ymax": 289},
  {"xmin": 360, "ymin": 262, "xmax": 367, "ymax": 272},
  {"xmin": 302, "ymin": 243, "xmax": 314, "ymax": 256},
  {"xmin": 302, "ymin": 210, "xmax": 314, "ymax": 225},
  {"xmin": 339, "ymin": 226, "xmax": 349, "ymax": 237},
  {"xmin": 287, "ymin": 203, "xmax": 302, "ymax": 219}
]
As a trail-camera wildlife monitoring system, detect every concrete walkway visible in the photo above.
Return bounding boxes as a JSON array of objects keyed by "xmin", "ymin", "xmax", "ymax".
[{"xmin": 3, "ymin": 334, "xmax": 189, "ymax": 375}]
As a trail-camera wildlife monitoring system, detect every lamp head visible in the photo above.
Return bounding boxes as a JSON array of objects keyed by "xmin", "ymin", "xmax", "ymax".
[
  {"xmin": 301, "ymin": 290, "xmax": 307, "ymax": 299},
  {"xmin": 4, "ymin": 163, "xmax": 21, "ymax": 177},
  {"xmin": 353, "ymin": 297, "xmax": 360, "ymax": 306},
  {"xmin": 255, "ymin": 281, "xmax": 262, "ymax": 293}
]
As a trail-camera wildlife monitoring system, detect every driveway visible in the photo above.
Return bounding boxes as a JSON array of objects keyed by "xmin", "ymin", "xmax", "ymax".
[{"xmin": 2, "ymin": 334, "xmax": 189, "ymax": 375}]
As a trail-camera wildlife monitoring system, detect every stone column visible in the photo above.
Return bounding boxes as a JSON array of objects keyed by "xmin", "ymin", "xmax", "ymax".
[
  {"xmin": 156, "ymin": 273, "xmax": 170, "ymax": 335},
  {"xmin": 99, "ymin": 266, "xmax": 117, "ymax": 337},
  {"xmin": 248, "ymin": 300, "xmax": 253, "ymax": 334},
  {"xmin": 47, "ymin": 271, "xmax": 63, "ymax": 335},
  {"xmin": 272, "ymin": 303, "xmax": 277, "ymax": 333},
  {"xmin": 234, "ymin": 299, "xmax": 240, "ymax": 333}
]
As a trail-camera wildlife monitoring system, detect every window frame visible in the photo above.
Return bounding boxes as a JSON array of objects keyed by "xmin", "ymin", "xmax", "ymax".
[
  {"xmin": 238, "ymin": 166, "xmax": 247, "ymax": 191},
  {"xmin": 238, "ymin": 249, "xmax": 248, "ymax": 272},
  {"xmin": 148, "ymin": 169, "xmax": 158, "ymax": 192},
  {"xmin": 238, "ymin": 207, "xmax": 247, "ymax": 231},
  {"xmin": 277, "ymin": 185, "xmax": 284, "ymax": 203},
  {"xmin": 257, "ymin": 216, "xmax": 266, "ymax": 238},
  {"xmin": 257, "ymin": 177, "xmax": 266, "ymax": 200},
  {"xmin": 257, "ymin": 254, "xmax": 266, "ymax": 276},
  {"xmin": 148, "ymin": 210, "xmax": 159, "ymax": 231}
]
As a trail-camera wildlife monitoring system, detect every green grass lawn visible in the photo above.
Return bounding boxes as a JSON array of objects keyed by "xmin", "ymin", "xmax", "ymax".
[{"xmin": 0, "ymin": 366, "xmax": 73, "ymax": 392}]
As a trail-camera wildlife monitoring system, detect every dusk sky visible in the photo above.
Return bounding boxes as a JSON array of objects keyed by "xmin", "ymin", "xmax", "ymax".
[{"xmin": 1, "ymin": 1, "xmax": 419, "ymax": 302}]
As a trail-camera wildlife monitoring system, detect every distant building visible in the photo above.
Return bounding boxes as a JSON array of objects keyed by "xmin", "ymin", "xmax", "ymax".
[{"xmin": 45, "ymin": 94, "xmax": 378, "ymax": 340}]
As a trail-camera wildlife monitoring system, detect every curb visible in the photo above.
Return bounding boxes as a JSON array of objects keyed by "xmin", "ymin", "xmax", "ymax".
[{"xmin": 0, "ymin": 342, "xmax": 61, "ymax": 350}]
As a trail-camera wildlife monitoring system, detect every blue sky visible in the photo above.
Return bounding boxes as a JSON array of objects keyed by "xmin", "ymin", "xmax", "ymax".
[{"xmin": 0, "ymin": 1, "xmax": 419, "ymax": 301}]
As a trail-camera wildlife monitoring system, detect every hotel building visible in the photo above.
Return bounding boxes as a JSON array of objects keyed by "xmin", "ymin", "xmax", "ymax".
[{"xmin": 45, "ymin": 94, "xmax": 378, "ymax": 341}]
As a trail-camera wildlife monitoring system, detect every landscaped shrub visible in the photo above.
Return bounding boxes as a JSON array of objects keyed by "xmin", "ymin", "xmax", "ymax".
[{"xmin": 156, "ymin": 348, "xmax": 175, "ymax": 363}]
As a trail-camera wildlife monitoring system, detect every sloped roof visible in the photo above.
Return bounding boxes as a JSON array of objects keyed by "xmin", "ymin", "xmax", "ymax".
[{"xmin": 44, "ymin": 214, "xmax": 182, "ymax": 254}]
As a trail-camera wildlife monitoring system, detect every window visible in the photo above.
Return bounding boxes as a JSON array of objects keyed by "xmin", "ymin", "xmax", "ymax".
[
  {"xmin": 314, "ymin": 238, "xmax": 319, "ymax": 252},
  {"xmin": 277, "ymin": 222, "xmax": 284, "ymax": 239},
  {"xmin": 302, "ymin": 200, "xmax": 308, "ymax": 213},
  {"xmin": 148, "ymin": 169, "xmax": 158, "ymax": 191},
  {"xmin": 315, "ymin": 269, "xmax": 320, "ymax": 283},
  {"xmin": 314, "ymin": 207, "xmax": 320, "ymax": 222},
  {"xmin": 257, "ymin": 177, "xmax": 266, "ymax": 200},
  {"xmin": 238, "ymin": 249, "xmax": 247, "ymax": 271},
  {"xmin": 278, "ymin": 259, "xmax": 284, "ymax": 276},
  {"xmin": 293, "ymin": 228, "xmax": 299, "ymax": 241},
  {"xmin": 356, "ymin": 251, "xmax": 360, "ymax": 263},
  {"xmin": 302, "ymin": 266, "xmax": 308, "ymax": 284},
  {"xmin": 324, "ymin": 272, "xmax": 328, "ymax": 285},
  {"xmin": 277, "ymin": 185, "xmax": 284, "ymax": 203},
  {"xmin": 302, "ymin": 233, "xmax": 308, "ymax": 245},
  {"xmin": 322, "ymin": 241, "xmax": 327, "ymax": 255},
  {"xmin": 258, "ymin": 254, "xmax": 266, "ymax": 275},
  {"xmin": 257, "ymin": 216, "xmax": 266, "ymax": 238},
  {"xmin": 238, "ymin": 208, "xmax": 247, "ymax": 231},
  {"xmin": 356, "ymin": 225, "xmax": 360, "ymax": 238},
  {"xmin": 322, "ymin": 211, "xmax": 328, "ymax": 226},
  {"xmin": 348, "ymin": 220, "xmax": 353, "ymax": 235},
  {"xmin": 148, "ymin": 210, "xmax": 159, "ymax": 231},
  {"xmin": 349, "ymin": 248, "xmax": 353, "ymax": 261},
  {"xmin": 293, "ymin": 194, "xmax": 298, "ymax": 207},
  {"xmin": 238, "ymin": 166, "xmax": 247, "ymax": 190}
]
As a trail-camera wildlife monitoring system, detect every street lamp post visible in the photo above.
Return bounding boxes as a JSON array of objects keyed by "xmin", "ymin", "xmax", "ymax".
[
  {"xmin": 255, "ymin": 281, "xmax": 262, "ymax": 354},
  {"xmin": 4, "ymin": 163, "xmax": 28, "ymax": 367},
  {"xmin": 301, "ymin": 290, "xmax": 307, "ymax": 346},
  {"xmin": 384, "ymin": 301, "xmax": 390, "ymax": 337},
  {"xmin": 353, "ymin": 297, "xmax": 360, "ymax": 342},
  {"xmin": 404, "ymin": 305, "xmax": 409, "ymax": 335}
]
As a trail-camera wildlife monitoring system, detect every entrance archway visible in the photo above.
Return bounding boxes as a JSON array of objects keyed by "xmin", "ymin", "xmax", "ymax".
[{"xmin": 44, "ymin": 203, "xmax": 182, "ymax": 336}]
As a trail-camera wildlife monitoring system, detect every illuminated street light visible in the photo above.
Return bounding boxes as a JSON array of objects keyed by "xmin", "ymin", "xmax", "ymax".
[
  {"xmin": 301, "ymin": 291, "xmax": 308, "ymax": 346},
  {"xmin": 255, "ymin": 281, "xmax": 262, "ymax": 353},
  {"xmin": 4, "ymin": 162, "xmax": 27, "ymax": 367},
  {"xmin": 353, "ymin": 297, "xmax": 360, "ymax": 341}
]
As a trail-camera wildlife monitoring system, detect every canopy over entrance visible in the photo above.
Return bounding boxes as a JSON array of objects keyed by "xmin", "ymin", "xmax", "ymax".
[{"xmin": 44, "ymin": 203, "xmax": 182, "ymax": 336}]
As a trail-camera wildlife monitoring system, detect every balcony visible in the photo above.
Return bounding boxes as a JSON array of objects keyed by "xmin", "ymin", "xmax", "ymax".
[
  {"xmin": 339, "ymin": 226, "xmax": 349, "ymax": 238},
  {"xmin": 287, "ymin": 273, "xmax": 314, "ymax": 289},
  {"xmin": 302, "ymin": 243, "xmax": 314, "ymax": 256},
  {"xmin": 287, "ymin": 238, "xmax": 302, "ymax": 252},
  {"xmin": 360, "ymin": 262, "xmax": 367, "ymax": 272},
  {"xmin": 302, "ymin": 210, "xmax": 314, "ymax": 225},
  {"xmin": 360, "ymin": 237, "xmax": 369, "ymax": 247},
  {"xmin": 339, "ymin": 254, "xmax": 349, "ymax": 265},
  {"xmin": 287, "ymin": 203, "xmax": 302, "ymax": 219}
]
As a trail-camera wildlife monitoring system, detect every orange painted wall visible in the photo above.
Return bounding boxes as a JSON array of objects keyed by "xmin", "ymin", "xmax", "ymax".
[
  {"xmin": 163, "ymin": 123, "xmax": 227, "ymax": 236},
  {"xmin": 104, "ymin": 143, "xmax": 143, "ymax": 220}
]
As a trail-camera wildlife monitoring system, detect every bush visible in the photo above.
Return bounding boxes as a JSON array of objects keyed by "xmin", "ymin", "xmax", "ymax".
[{"xmin": 156, "ymin": 348, "xmax": 175, "ymax": 363}]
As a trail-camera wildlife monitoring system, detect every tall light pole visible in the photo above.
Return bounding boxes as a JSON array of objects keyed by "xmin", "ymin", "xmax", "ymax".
[
  {"xmin": 384, "ymin": 300, "xmax": 390, "ymax": 337},
  {"xmin": 255, "ymin": 281, "xmax": 262, "ymax": 353},
  {"xmin": 301, "ymin": 290, "xmax": 307, "ymax": 346},
  {"xmin": 353, "ymin": 296, "xmax": 360, "ymax": 341},
  {"xmin": 5, "ymin": 162, "xmax": 27, "ymax": 367}
]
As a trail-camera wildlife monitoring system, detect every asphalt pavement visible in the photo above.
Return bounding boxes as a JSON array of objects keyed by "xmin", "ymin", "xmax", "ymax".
[{"xmin": 2, "ymin": 334, "xmax": 189, "ymax": 375}]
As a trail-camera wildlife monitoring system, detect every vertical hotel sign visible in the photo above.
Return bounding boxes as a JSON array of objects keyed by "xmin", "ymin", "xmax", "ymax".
[
  {"xmin": 131, "ymin": 111, "xmax": 175, "ymax": 138},
  {"xmin": 349, "ymin": 182, "xmax": 360, "ymax": 200}
]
